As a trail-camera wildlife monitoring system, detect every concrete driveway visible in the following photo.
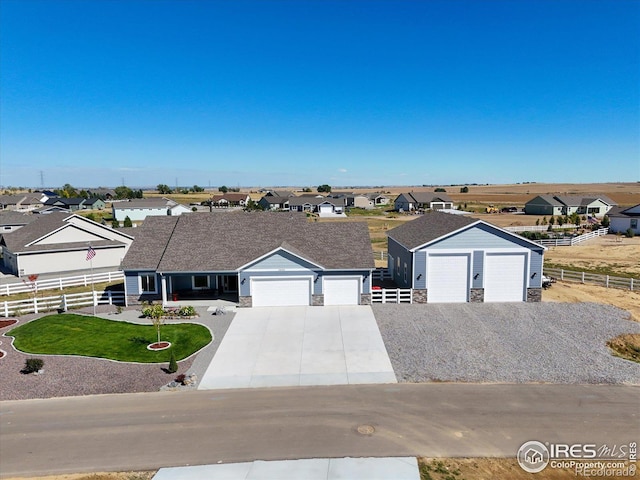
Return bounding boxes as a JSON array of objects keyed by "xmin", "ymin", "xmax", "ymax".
[{"xmin": 198, "ymin": 306, "xmax": 397, "ymax": 389}]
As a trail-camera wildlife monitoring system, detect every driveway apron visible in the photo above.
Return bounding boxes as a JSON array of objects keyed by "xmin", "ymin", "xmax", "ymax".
[{"xmin": 198, "ymin": 305, "xmax": 397, "ymax": 389}]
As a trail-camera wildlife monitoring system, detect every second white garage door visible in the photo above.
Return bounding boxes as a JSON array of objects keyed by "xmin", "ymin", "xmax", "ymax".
[
  {"xmin": 323, "ymin": 277, "xmax": 360, "ymax": 305},
  {"xmin": 427, "ymin": 254, "xmax": 470, "ymax": 303},
  {"xmin": 484, "ymin": 253, "xmax": 527, "ymax": 302},
  {"xmin": 251, "ymin": 277, "xmax": 312, "ymax": 307}
]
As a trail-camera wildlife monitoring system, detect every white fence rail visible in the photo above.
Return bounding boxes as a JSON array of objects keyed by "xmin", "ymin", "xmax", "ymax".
[
  {"xmin": 1, "ymin": 290, "xmax": 125, "ymax": 317},
  {"xmin": 505, "ymin": 225, "xmax": 580, "ymax": 233},
  {"xmin": 371, "ymin": 288, "xmax": 412, "ymax": 304},
  {"xmin": 544, "ymin": 268, "xmax": 637, "ymax": 291},
  {"xmin": 536, "ymin": 228, "xmax": 609, "ymax": 247},
  {"xmin": 0, "ymin": 271, "xmax": 124, "ymax": 296}
]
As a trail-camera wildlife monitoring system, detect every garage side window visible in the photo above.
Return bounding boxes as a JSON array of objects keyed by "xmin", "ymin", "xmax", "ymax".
[
  {"xmin": 396, "ymin": 257, "xmax": 400, "ymax": 277},
  {"xmin": 404, "ymin": 263, "xmax": 407, "ymax": 283},
  {"xmin": 140, "ymin": 274, "xmax": 157, "ymax": 293}
]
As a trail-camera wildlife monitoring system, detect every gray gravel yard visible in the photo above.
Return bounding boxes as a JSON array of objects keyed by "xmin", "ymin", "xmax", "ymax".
[
  {"xmin": 0, "ymin": 305, "xmax": 232, "ymax": 401},
  {"xmin": 373, "ymin": 302, "xmax": 640, "ymax": 384}
]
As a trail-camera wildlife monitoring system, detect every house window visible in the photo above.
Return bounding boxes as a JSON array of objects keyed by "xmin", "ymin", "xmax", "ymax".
[
  {"xmin": 403, "ymin": 263, "xmax": 407, "ymax": 283},
  {"xmin": 396, "ymin": 257, "xmax": 400, "ymax": 277},
  {"xmin": 140, "ymin": 274, "xmax": 157, "ymax": 293},
  {"xmin": 192, "ymin": 275, "xmax": 209, "ymax": 290},
  {"xmin": 631, "ymin": 219, "xmax": 638, "ymax": 229},
  {"xmin": 588, "ymin": 207, "xmax": 600, "ymax": 214}
]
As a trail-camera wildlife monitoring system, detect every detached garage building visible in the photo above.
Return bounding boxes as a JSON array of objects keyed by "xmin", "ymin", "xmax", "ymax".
[
  {"xmin": 387, "ymin": 211, "xmax": 546, "ymax": 303},
  {"xmin": 121, "ymin": 212, "xmax": 374, "ymax": 307}
]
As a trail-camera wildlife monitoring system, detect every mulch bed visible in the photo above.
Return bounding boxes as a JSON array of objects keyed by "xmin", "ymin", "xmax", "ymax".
[{"xmin": 0, "ymin": 319, "xmax": 18, "ymax": 329}]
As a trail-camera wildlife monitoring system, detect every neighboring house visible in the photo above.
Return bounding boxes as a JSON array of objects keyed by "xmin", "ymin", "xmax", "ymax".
[
  {"xmin": 288, "ymin": 196, "xmax": 344, "ymax": 214},
  {"xmin": 112, "ymin": 198, "xmax": 190, "ymax": 222},
  {"xmin": 86, "ymin": 188, "xmax": 116, "ymax": 200},
  {"xmin": 607, "ymin": 204, "xmax": 640, "ymax": 235},
  {"xmin": 394, "ymin": 192, "xmax": 454, "ymax": 212},
  {"xmin": 0, "ymin": 194, "xmax": 44, "ymax": 212},
  {"xmin": 264, "ymin": 190, "xmax": 295, "ymax": 198},
  {"xmin": 0, "ymin": 211, "xmax": 37, "ymax": 233},
  {"xmin": 524, "ymin": 195, "xmax": 617, "ymax": 218},
  {"xmin": 329, "ymin": 192, "xmax": 373, "ymax": 209},
  {"xmin": 366, "ymin": 193, "xmax": 391, "ymax": 206},
  {"xmin": 33, "ymin": 206, "xmax": 72, "ymax": 215},
  {"xmin": 209, "ymin": 193, "xmax": 251, "ymax": 208},
  {"xmin": 0, "ymin": 212, "xmax": 134, "ymax": 276},
  {"xmin": 386, "ymin": 211, "xmax": 546, "ymax": 303},
  {"xmin": 258, "ymin": 196, "xmax": 291, "ymax": 211},
  {"xmin": 121, "ymin": 212, "xmax": 374, "ymax": 307},
  {"xmin": 43, "ymin": 197, "xmax": 106, "ymax": 211}
]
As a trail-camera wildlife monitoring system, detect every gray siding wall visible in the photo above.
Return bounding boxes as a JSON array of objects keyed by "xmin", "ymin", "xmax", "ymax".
[
  {"xmin": 429, "ymin": 223, "xmax": 541, "ymax": 250},
  {"xmin": 529, "ymin": 249, "xmax": 544, "ymax": 288},
  {"xmin": 472, "ymin": 250, "xmax": 483, "ymax": 288},
  {"xmin": 244, "ymin": 250, "xmax": 319, "ymax": 271},
  {"xmin": 387, "ymin": 237, "xmax": 413, "ymax": 288},
  {"xmin": 414, "ymin": 250, "xmax": 426, "ymax": 289},
  {"xmin": 125, "ymin": 272, "xmax": 140, "ymax": 295}
]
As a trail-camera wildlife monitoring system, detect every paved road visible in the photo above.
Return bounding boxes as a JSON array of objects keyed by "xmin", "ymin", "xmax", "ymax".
[{"xmin": 1, "ymin": 384, "xmax": 638, "ymax": 478}]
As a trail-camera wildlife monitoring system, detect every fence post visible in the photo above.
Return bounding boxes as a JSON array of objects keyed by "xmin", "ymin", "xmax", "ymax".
[
  {"xmin": 59, "ymin": 278, "xmax": 63, "ymax": 290},
  {"xmin": 108, "ymin": 291, "xmax": 113, "ymax": 305},
  {"xmin": 606, "ymin": 275, "xmax": 609, "ymax": 288},
  {"xmin": 3, "ymin": 301, "xmax": 7, "ymax": 317},
  {"xmin": 581, "ymin": 272, "xmax": 585, "ymax": 284},
  {"xmin": 62, "ymin": 294, "xmax": 68, "ymax": 312},
  {"xmin": 561, "ymin": 269, "xmax": 564, "ymax": 280},
  {"xmin": 84, "ymin": 275, "xmax": 88, "ymax": 287},
  {"xmin": 631, "ymin": 278, "xmax": 634, "ymax": 292},
  {"xmin": 33, "ymin": 297, "xmax": 38, "ymax": 314}
]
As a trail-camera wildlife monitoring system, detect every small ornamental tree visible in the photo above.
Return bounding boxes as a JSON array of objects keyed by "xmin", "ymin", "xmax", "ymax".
[
  {"xmin": 601, "ymin": 215, "xmax": 610, "ymax": 227},
  {"xmin": 168, "ymin": 350, "xmax": 178, "ymax": 373},
  {"xmin": 549, "ymin": 216, "xmax": 555, "ymax": 226},
  {"xmin": 150, "ymin": 304, "xmax": 165, "ymax": 344},
  {"xmin": 123, "ymin": 216, "xmax": 133, "ymax": 228}
]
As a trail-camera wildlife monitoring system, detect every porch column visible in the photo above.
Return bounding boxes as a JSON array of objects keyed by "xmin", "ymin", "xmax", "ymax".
[{"xmin": 161, "ymin": 275, "xmax": 168, "ymax": 306}]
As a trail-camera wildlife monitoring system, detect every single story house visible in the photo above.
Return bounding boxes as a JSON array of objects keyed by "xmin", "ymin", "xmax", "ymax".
[
  {"xmin": 121, "ymin": 212, "xmax": 374, "ymax": 307},
  {"xmin": 209, "ymin": 193, "xmax": 251, "ymax": 208},
  {"xmin": 329, "ymin": 193, "xmax": 374, "ymax": 209},
  {"xmin": 43, "ymin": 197, "xmax": 106, "ymax": 211},
  {"xmin": 524, "ymin": 195, "xmax": 616, "ymax": 218},
  {"xmin": 0, "ymin": 211, "xmax": 37, "ymax": 233},
  {"xmin": 0, "ymin": 194, "xmax": 44, "ymax": 212},
  {"xmin": 86, "ymin": 188, "xmax": 116, "ymax": 200},
  {"xmin": 258, "ymin": 195, "xmax": 291, "ymax": 210},
  {"xmin": 0, "ymin": 212, "xmax": 134, "ymax": 276},
  {"xmin": 394, "ymin": 192, "xmax": 454, "ymax": 212},
  {"xmin": 366, "ymin": 193, "xmax": 391, "ymax": 206},
  {"xmin": 387, "ymin": 211, "xmax": 546, "ymax": 303},
  {"xmin": 264, "ymin": 190, "xmax": 295, "ymax": 198},
  {"xmin": 112, "ymin": 198, "xmax": 191, "ymax": 222},
  {"xmin": 607, "ymin": 204, "xmax": 640, "ymax": 235},
  {"xmin": 288, "ymin": 196, "xmax": 344, "ymax": 214}
]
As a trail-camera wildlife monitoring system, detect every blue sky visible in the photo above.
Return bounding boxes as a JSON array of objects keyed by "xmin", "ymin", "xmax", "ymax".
[{"xmin": 1, "ymin": 0, "xmax": 638, "ymax": 189}]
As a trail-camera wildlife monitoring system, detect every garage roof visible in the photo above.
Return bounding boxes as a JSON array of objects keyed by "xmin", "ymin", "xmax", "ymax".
[{"xmin": 387, "ymin": 211, "xmax": 477, "ymax": 250}]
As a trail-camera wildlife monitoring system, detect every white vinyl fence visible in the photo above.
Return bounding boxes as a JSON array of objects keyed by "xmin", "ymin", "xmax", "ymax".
[
  {"xmin": 0, "ymin": 271, "xmax": 124, "ymax": 296},
  {"xmin": 1, "ymin": 290, "xmax": 125, "ymax": 317},
  {"xmin": 536, "ymin": 228, "xmax": 608, "ymax": 247},
  {"xmin": 505, "ymin": 225, "xmax": 583, "ymax": 233},
  {"xmin": 371, "ymin": 288, "xmax": 412, "ymax": 304},
  {"xmin": 545, "ymin": 268, "xmax": 637, "ymax": 291}
]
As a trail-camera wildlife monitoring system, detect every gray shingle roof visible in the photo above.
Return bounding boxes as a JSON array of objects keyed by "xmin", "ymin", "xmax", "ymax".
[
  {"xmin": 0, "ymin": 212, "xmax": 127, "ymax": 254},
  {"xmin": 408, "ymin": 192, "xmax": 454, "ymax": 203},
  {"xmin": 121, "ymin": 212, "xmax": 374, "ymax": 272},
  {"xmin": 0, "ymin": 211, "xmax": 37, "ymax": 226},
  {"xmin": 387, "ymin": 211, "xmax": 477, "ymax": 249}
]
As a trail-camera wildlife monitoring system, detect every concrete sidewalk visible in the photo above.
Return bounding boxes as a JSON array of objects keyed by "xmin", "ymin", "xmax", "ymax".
[
  {"xmin": 152, "ymin": 457, "xmax": 420, "ymax": 480},
  {"xmin": 198, "ymin": 305, "xmax": 397, "ymax": 390}
]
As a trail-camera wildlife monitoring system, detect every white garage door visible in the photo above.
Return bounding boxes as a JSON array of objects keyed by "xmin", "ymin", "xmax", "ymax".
[
  {"xmin": 324, "ymin": 277, "xmax": 360, "ymax": 305},
  {"xmin": 427, "ymin": 254, "xmax": 469, "ymax": 303},
  {"xmin": 484, "ymin": 253, "xmax": 526, "ymax": 302},
  {"xmin": 251, "ymin": 277, "xmax": 312, "ymax": 307}
]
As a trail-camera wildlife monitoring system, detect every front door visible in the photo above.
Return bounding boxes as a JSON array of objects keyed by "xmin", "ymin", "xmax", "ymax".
[{"xmin": 222, "ymin": 275, "xmax": 238, "ymax": 293}]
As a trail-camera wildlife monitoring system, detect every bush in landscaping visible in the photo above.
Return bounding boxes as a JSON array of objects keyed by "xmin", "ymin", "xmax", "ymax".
[
  {"xmin": 626, "ymin": 228, "xmax": 635, "ymax": 238},
  {"xmin": 178, "ymin": 305, "xmax": 196, "ymax": 316},
  {"xmin": 167, "ymin": 350, "xmax": 178, "ymax": 373},
  {"xmin": 23, "ymin": 358, "xmax": 44, "ymax": 374}
]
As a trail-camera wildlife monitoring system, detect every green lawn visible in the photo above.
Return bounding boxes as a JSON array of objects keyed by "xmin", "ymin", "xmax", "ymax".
[{"xmin": 7, "ymin": 314, "xmax": 212, "ymax": 363}]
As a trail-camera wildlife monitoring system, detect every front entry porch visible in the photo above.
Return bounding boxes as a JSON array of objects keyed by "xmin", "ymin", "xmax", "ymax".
[{"xmin": 161, "ymin": 273, "xmax": 239, "ymax": 306}]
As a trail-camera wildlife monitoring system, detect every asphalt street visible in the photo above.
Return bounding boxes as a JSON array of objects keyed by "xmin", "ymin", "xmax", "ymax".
[{"xmin": 1, "ymin": 384, "xmax": 638, "ymax": 478}]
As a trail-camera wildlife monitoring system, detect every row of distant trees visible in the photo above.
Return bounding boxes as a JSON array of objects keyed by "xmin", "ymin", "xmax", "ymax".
[
  {"xmin": 157, "ymin": 184, "xmax": 333, "ymax": 194},
  {"xmin": 54, "ymin": 184, "xmax": 143, "ymax": 199}
]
